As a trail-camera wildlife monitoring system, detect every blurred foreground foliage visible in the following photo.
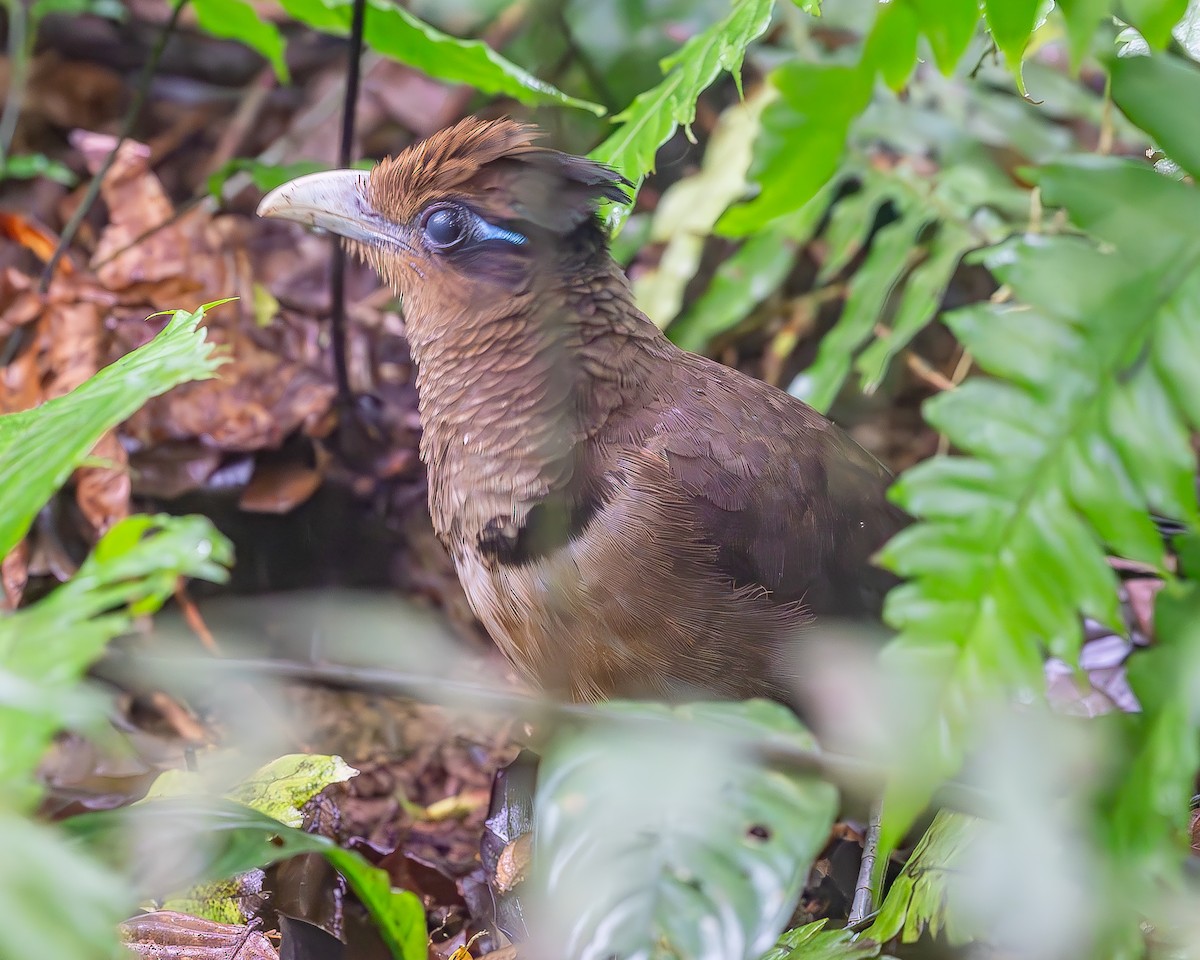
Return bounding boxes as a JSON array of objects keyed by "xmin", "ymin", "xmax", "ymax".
[{"xmin": 4, "ymin": 0, "xmax": 1200, "ymax": 958}]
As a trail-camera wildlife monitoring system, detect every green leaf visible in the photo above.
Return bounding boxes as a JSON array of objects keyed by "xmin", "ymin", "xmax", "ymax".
[
  {"xmin": 910, "ymin": 0, "xmax": 983, "ymax": 72},
  {"xmin": 0, "ymin": 303, "xmax": 221, "ymax": 560},
  {"xmin": 0, "ymin": 810, "xmax": 129, "ymax": 960},
  {"xmin": 1057, "ymin": 0, "xmax": 1110, "ymax": 69},
  {"xmin": 794, "ymin": 207, "xmax": 926, "ymax": 412},
  {"xmin": 719, "ymin": 62, "xmax": 873, "ymax": 235},
  {"xmin": 0, "ymin": 152, "xmax": 78, "ymax": 186},
  {"xmin": 68, "ymin": 798, "xmax": 427, "ymax": 960},
  {"xmin": 1122, "ymin": 0, "xmax": 1190, "ymax": 47},
  {"xmin": 867, "ymin": 811, "xmax": 978, "ymax": 945},
  {"xmin": 278, "ymin": 0, "xmax": 603, "ymax": 114},
  {"xmin": 984, "ymin": 0, "xmax": 1042, "ymax": 92},
  {"xmin": 878, "ymin": 157, "xmax": 1200, "ymax": 851},
  {"xmin": 854, "ymin": 221, "xmax": 975, "ymax": 393},
  {"xmin": 590, "ymin": 0, "xmax": 775, "ymax": 225},
  {"xmin": 534, "ymin": 700, "xmax": 838, "ymax": 960},
  {"xmin": 668, "ymin": 221, "xmax": 801, "ymax": 352},
  {"xmin": 1110, "ymin": 52, "xmax": 1200, "ymax": 180},
  {"xmin": 864, "ymin": 0, "xmax": 921, "ymax": 92},
  {"xmin": 193, "ymin": 0, "xmax": 289, "ymax": 81},
  {"xmin": 0, "ymin": 515, "xmax": 233, "ymax": 805},
  {"xmin": 147, "ymin": 754, "xmax": 359, "ymax": 829},
  {"xmin": 761, "ymin": 919, "xmax": 880, "ymax": 960}
]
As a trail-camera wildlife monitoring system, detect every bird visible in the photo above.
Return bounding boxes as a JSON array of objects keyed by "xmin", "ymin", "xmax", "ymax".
[{"xmin": 257, "ymin": 117, "xmax": 907, "ymax": 707}]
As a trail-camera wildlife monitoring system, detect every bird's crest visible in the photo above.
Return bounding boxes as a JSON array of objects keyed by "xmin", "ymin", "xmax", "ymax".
[{"xmin": 367, "ymin": 117, "xmax": 630, "ymax": 234}]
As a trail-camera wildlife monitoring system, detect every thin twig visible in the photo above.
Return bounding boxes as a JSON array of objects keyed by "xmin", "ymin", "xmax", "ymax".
[
  {"xmin": 904, "ymin": 351, "xmax": 957, "ymax": 393},
  {"xmin": 0, "ymin": 0, "xmax": 30, "ymax": 166},
  {"xmin": 326, "ymin": 0, "xmax": 368, "ymax": 404},
  {"xmin": 37, "ymin": 0, "xmax": 190, "ymax": 295},
  {"xmin": 847, "ymin": 801, "xmax": 883, "ymax": 926}
]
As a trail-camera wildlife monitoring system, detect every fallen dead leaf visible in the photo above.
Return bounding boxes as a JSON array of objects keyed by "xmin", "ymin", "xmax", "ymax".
[{"xmin": 120, "ymin": 911, "xmax": 278, "ymax": 960}]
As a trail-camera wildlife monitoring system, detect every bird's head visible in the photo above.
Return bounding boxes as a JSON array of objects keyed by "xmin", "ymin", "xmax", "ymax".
[{"xmin": 257, "ymin": 118, "xmax": 630, "ymax": 340}]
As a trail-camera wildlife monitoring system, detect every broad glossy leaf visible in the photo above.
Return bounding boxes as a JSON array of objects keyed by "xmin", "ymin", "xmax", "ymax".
[
  {"xmin": 591, "ymin": 0, "xmax": 774, "ymax": 225},
  {"xmin": 910, "ymin": 0, "xmax": 982, "ymax": 72},
  {"xmin": 534, "ymin": 700, "xmax": 837, "ymax": 960},
  {"xmin": 863, "ymin": 0, "xmax": 921, "ymax": 89},
  {"xmin": 1032, "ymin": 157, "xmax": 1200, "ymax": 265},
  {"xmin": 1122, "ymin": 0, "xmax": 1190, "ymax": 47},
  {"xmin": 0, "ymin": 811, "xmax": 128, "ymax": 960},
  {"xmin": 719, "ymin": 62, "xmax": 873, "ymax": 235},
  {"xmin": 1057, "ymin": 0, "xmax": 1110, "ymax": 69},
  {"xmin": 68, "ymin": 798, "xmax": 426, "ymax": 960},
  {"xmin": 194, "ymin": 0, "xmax": 289, "ymax": 80},
  {"xmin": 278, "ymin": 0, "xmax": 603, "ymax": 113},
  {"xmin": 951, "ymin": 303, "xmax": 1087, "ymax": 395},
  {"xmin": 984, "ymin": 0, "xmax": 1041, "ymax": 91},
  {"xmin": 0, "ymin": 304, "xmax": 219, "ymax": 559},
  {"xmin": 1110, "ymin": 53, "xmax": 1200, "ymax": 181}
]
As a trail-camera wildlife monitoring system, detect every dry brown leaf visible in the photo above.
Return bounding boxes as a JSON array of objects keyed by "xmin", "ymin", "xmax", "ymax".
[
  {"xmin": 2, "ymin": 539, "xmax": 29, "ymax": 609},
  {"xmin": 76, "ymin": 431, "xmax": 131, "ymax": 536},
  {"xmin": 0, "ymin": 211, "xmax": 70, "ymax": 271},
  {"xmin": 120, "ymin": 911, "xmax": 278, "ymax": 960},
  {"xmin": 238, "ymin": 459, "xmax": 324, "ymax": 514}
]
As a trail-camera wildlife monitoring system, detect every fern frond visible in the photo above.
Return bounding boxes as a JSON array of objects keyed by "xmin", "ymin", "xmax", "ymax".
[{"xmin": 878, "ymin": 157, "xmax": 1200, "ymax": 845}]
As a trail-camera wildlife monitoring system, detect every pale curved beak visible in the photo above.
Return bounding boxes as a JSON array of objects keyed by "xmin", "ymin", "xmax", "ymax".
[{"xmin": 257, "ymin": 169, "xmax": 393, "ymax": 246}]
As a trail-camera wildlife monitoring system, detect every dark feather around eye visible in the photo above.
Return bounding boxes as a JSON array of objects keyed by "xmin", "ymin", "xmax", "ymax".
[{"xmin": 423, "ymin": 206, "xmax": 467, "ymax": 248}]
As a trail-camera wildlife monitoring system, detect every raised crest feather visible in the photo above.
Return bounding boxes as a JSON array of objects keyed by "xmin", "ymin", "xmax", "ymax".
[{"xmin": 367, "ymin": 117, "xmax": 630, "ymax": 233}]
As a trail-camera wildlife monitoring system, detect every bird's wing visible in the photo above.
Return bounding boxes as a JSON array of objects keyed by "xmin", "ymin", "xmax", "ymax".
[{"xmin": 635, "ymin": 354, "xmax": 907, "ymax": 617}]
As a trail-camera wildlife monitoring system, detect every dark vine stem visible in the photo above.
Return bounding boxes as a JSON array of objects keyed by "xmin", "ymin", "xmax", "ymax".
[{"xmin": 327, "ymin": 0, "xmax": 368, "ymax": 404}]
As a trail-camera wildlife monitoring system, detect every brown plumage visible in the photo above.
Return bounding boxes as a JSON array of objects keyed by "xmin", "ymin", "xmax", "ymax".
[{"xmin": 258, "ymin": 118, "xmax": 906, "ymax": 705}]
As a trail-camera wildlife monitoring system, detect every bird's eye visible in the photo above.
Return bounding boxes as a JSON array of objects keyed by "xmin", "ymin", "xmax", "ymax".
[{"xmin": 422, "ymin": 205, "xmax": 467, "ymax": 249}]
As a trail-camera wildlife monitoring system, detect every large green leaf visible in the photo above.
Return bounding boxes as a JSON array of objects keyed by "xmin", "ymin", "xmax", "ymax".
[
  {"xmin": 277, "ymin": 0, "xmax": 603, "ymax": 114},
  {"xmin": 1058, "ymin": 0, "xmax": 1111, "ymax": 69},
  {"xmin": 533, "ymin": 700, "xmax": 837, "ymax": 960},
  {"xmin": 1122, "ymin": 0, "xmax": 1190, "ymax": 47},
  {"xmin": 0, "ymin": 303, "xmax": 220, "ymax": 560},
  {"xmin": 1110, "ymin": 52, "xmax": 1200, "ymax": 180},
  {"xmin": 910, "ymin": 0, "xmax": 983, "ymax": 72},
  {"xmin": 0, "ymin": 810, "xmax": 130, "ymax": 960},
  {"xmin": 590, "ymin": 0, "xmax": 775, "ymax": 226},
  {"xmin": 877, "ymin": 157, "xmax": 1200, "ymax": 850},
  {"xmin": 718, "ymin": 62, "xmax": 873, "ymax": 236},
  {"xmin": 0, "ymin": 515, "xmax": 233, "ymax": 806},
  {"xmin": 984, "ymin": 0, "xmax": 1042, "ymax": 91}
]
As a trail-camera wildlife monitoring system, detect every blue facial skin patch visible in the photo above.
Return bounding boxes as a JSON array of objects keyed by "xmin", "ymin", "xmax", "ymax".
[{"xmin": 474, "ymin": 217, "xmax": 528, "ymax": 246}]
